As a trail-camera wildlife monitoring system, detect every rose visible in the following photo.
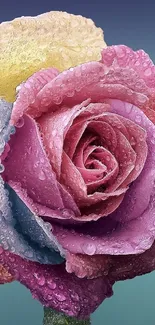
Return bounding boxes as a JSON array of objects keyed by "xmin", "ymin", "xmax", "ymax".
[
  {"xmin": 0, "ymin": 11, "xmax": 113, "ymax": 320},
  {"xmin": 1, "ymin": 12, "xmax": 155, "ymax": 321},
  {"xmin": 1, "ymin": 43, "xmax": 155, "ymax": 318}
]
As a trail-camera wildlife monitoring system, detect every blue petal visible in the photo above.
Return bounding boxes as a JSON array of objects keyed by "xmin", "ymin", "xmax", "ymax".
[
  {"xmin": 0, "ymin": 99, "xmax": 64, "ymax": 265},
  {"xmin": 0, "ymin": 179, "xmax": 63, "ymax": 264},
  {"xmin": 0, "ymin": 100, "xmax": 15, "ymax": 155},
  {"xmin": 6, "ymin": 183, "xmax": 65, "ymax": 262}
]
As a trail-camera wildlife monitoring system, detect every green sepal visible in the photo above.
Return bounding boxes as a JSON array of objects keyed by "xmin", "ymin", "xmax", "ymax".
[{"xmin": 43, "ymin": 307, "xmax": 91, "ymax": 325}]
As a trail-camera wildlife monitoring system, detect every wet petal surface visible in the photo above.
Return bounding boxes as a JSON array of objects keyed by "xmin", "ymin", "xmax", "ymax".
[{"xmin": 0, "ymin": 247, "xmax": 113, "ymax": 319}]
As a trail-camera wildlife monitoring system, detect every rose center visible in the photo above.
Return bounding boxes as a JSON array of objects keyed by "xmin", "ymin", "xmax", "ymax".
[{"xmin": 72, "ymin": 130, "xmax": 119, "ymax": 194}]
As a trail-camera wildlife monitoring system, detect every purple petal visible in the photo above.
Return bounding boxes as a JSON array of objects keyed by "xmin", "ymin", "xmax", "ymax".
[
  {"xmin": 0, "ymin": 247, "xmax": 113, "ymax": 319},
  {"xmin": 108, "ymin": 99, "xmax": 155, "ymax": 222},
  {"xmin": 3, "ymin": 114, "xmax": 64, "ymax": 209},
  {"xmin": 109, "ymin": 240, "xmax": 155, "ymax": 282}
]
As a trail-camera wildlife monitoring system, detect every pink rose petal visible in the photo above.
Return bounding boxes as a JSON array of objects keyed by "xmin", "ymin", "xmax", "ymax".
[
  {"xmin": 10, "ymin": 45, "xmax": 155, "ymax": 126},
  {"xmin": 107, "ymin": 100, "xmax": 155, "ymax": 222},
  {"xmin": 117, "ymin": 116, "xmax": 148, "ymax": 186},
  {"xmin": 10, "ymin": 68, "xmax": 59, "ymax": 125},
  {"xmin": 52, "ymin": 101, "xmax": 155, "ymax": 255},
  {"xmin": 66, "ymin": 252, "xmax": 111, "ymax": 279},
  {"xmin": 105, "ymin": 130, "xmax": 136, "ymax": 192},
  {"xmin": 74, "ymin": 144, "xmax": 118, "ymax": 194},
  {"xmin": 101, "ymin": 45, "xmax": 155, "ymax": 88},
  {"xmin": 34, "ymin": 62, "xmax": 150, "ymax": 115},
  {"xmin": 64, "ymin": 103, "xmax": 110, "ymax": 160},
  {"xmin": 38, "ymin": 99, "xmax": 90, "ymax": 177},
  {"xmin": 61, "ymin": 151, "xmax": 126, "ymax": 208}
]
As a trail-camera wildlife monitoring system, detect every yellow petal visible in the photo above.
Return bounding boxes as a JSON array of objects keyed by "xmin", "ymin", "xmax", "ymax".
[{"xmin": 0, "ymin": 11, "xmax": 106, "ymax": 102}]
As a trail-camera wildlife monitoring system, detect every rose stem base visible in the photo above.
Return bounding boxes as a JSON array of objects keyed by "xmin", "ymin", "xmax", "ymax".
[{"xmin": 43, "ymin": 307, "xmax": 91, "ymax": 325}]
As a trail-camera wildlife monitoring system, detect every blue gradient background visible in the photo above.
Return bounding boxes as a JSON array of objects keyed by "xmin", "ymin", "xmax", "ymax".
[{"xmin": 0, "ymin": 0, "xmax": 155, "ymax": 324}]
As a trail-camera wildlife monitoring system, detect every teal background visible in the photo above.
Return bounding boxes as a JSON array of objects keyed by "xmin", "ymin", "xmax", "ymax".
[
  {"xmin": 1, "ymin": 273, "xmax": 155, "ymax": 324},
  {"xmin": 1, "ymin": 0, "xmax": 155, "ymax": 324}
]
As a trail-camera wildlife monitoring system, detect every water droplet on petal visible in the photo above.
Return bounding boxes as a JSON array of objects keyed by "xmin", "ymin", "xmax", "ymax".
[
  {"xmin": 38, "ymin": 171, "xmax": 46, "ymax": 181},
  {"xmin": 47, "ymin": 279, "xmax": 56, "ymax": 290},
  {"xmin": 151, "ymin": 138, "xmax": 155, "ymax": 144},
  {"xmin": 32, "ymin": 292, "xmax": 39, "ymax": 300},
  {"xmin": 9, "ymin": 256, "xmax": 15, "ymax": 263},
  {"xmin": 46, "ymin": 294, "xmax": 53, "ymax": 301},
  {"xmin": 82, "ymin": 243, "xmax": 96, "ymax": 255},
  {"xmin": 15, "ymin": 117, "xmax": 24, "ymax": 128},
  {"xmin": 137, "ymin": 94, "xmax": 147, "ymax": 104},
  {"xmin": 71, "ymin": 292, "xmax": 80, "ymax": 302},
  {"xmin": 24, "ymin": 250, "xmax": 34, "ymax": 258},
  {"xmin": 125, "ymin": 103, "xmax": 133, "ymax": 114},
  {"xmin": 126, "ymin": 90, "xmax": 132, "ymax": 96},
  {"xmin": 144, "ymin": 68, "xmax": 152, "ymax": 76},
  {"xmin": 0, "ymin": 164, "xmax": 5, "ymax": 173},
  {"xmin": 34, "ymin": 273, "xmax": 45, "ymax": 286},
  {"xmin": 54, "ymin": 292, "xmax": 66, "ymax": 302},
  {"xmin": 52, "ymin": 130, "xmax": 57, "ymax": 137},
  {"xmin": 93, "ymin": 295, "xmax": 99, "ymax": 302},
  {"xmin": 10, "ymin": 126, "xmax": 16, "ymax": 134},
  {"xmin": 67, "ymin": 311, "xmax": 75, "ymax": 317},
  {"xmin": 119, "ymin": 250, "xmax": 125, "ymax": 254},
  {"xmin": 2, "ymin": 241, "xmax": 9, "ymax": 250},
  {"xmin": 135, "ymin": 115, "xmax": 142, "ymax": 123}
]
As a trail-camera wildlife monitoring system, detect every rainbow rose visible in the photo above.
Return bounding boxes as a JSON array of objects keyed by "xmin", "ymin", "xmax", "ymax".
[{"xmin": 1, "ymin": 11, "xmax": 155, "ymax": 324}]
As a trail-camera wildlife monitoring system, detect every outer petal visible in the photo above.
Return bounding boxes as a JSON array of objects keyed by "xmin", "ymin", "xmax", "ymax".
[
  {"xmin": 11, "ymin": 68, "xmax": 59, "ymax": 125},
  {"xmin": 0, "ymin": 247, "xmax": 113, "ymax": 319},
  {"xmin": 15, "ymin": 45, "xmax": 154, "ymax": 124},
  {"xmin": 0, "ymin": 178, "xmax": 63, "ymax": 264},
  {"xmin": 66, "ymin": 252, "xmax": 111, "ymax": 279},
  {"xmin": 109, "ymin": 241, "xmax": 155, "ymax": 282},
  {"xmin": 0, "ymin": 11, "xmax": 106, "ymax": 102},
  {"xmin": 10, "ymin": 45, "xmax": 155, "ymax": 124},
  {"xmin": 101, "ymin": 45, "xmax": 155, "ymax": 88},
  {"xmin": 53, "ymin": 177, "xmax": 155, "ymax": 255},
  {"xmin": 6, "ymin": 183, "xmax": 64, "ymax": 262},
  {"xmin": 108, "ymin": 100, "xmax": 155, "ymax": 222}
]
